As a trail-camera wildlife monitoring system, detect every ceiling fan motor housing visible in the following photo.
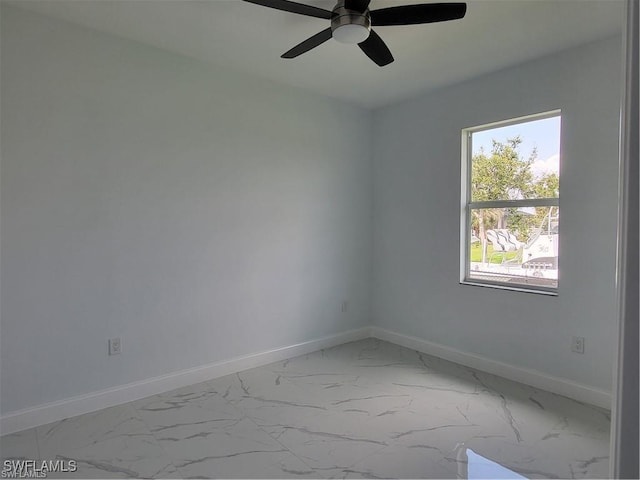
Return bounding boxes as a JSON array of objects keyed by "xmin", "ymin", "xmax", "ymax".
[{"xmin": 331, "ymin": 1, "xmax": 371, "ymax": 44}]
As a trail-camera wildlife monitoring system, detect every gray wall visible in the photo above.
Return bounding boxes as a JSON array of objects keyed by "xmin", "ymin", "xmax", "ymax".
[
  {"xmin": 371, "ymin": 36, "xmax": 622, "ymax": 393},
  {"xmin": 0, "ymin": 6, "xmax": 372, "ymax": 414}
]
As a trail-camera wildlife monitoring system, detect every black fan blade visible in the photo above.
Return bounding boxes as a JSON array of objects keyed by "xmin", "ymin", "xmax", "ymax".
[
  {"xmin": 358, "ymin": 30, "xmax": 394, "ymax": 67},
  {"xmin": 344, "ymin": 0, "xmax": 371, "ymax": 13},
  {"xmin": 282, "ymin": 28, "xmax": 333, "ymax": 58},
  {"xmin": 243, "ymin": 0, "xmax": 332, "ymax": 19},
  {"xmin": 371, "ymin": 3, "xmax": 466, "ymax": 26}
]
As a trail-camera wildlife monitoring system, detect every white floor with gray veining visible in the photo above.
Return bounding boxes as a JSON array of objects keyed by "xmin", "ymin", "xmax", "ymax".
[{"xmin": 0, "ymin": 339, "xmax": 611, "ymax": 479}]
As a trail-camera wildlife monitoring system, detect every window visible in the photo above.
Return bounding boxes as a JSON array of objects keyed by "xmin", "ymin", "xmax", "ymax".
[{"xmin": 461, "ymin": 112, "xmax": 561, "ymax": 293}]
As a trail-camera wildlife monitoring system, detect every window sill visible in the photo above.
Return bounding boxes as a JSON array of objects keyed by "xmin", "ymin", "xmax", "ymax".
[{"xmin": 460, "ymin": 279, "xmax": 558, "ymax": 296}]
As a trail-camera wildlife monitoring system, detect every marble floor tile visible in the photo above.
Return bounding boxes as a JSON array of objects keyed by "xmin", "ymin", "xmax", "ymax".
[
  {"xmin": 166, "ymin": 417, "xmax": 315, "ymax": 478},
  {"xmin": 1, "ymin": 339, "xmax": 611, "ymax": 478},
  {"xmin": 174, "ymin": 450, "xmax": 316, "ymax": 479},
  {"xmin": 134, "ymin": 381, "xmax": 231, "ymax": 412},
  {"xmin": 261, "ymin": 410, "xmax": 390, "ymax": 469},
  {"xmin": 36, "ymin": 404, "xmax": 176, "ymax": 479},
  {"xmin": 340, "ymin": 444, "xmax": 459, "ymax": 479},
  {"xmin": 441, "ymin": 437, "xmax": 609, "ymax": 479},
  {"xmin": 0, "ymin": 428, "xmax": 39, "ymax": 461},
  {"xmin": 133, "ymin": 382, "xmax": 244, "ymax": 439},
  {"xmin": 210, "ymin": 371, "xmax": 334, "ymax": 427}
]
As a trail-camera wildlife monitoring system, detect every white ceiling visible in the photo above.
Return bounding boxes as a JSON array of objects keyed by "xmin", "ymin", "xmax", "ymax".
[{"xmin": 9, "ymin": 0, "xmax": 625, "ymax": 109}]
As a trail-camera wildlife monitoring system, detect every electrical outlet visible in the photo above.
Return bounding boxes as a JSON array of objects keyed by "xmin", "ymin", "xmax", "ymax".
[
  {"xmin": 571, "ymin": 336, "xmax": 585, "ymax": 354},
  {"xmin": 109, "ymin": 337, "xmax": 122, "ymax": 356},
  {"xmin": 341, "ymin": 301, "xmax": 349, "ymax": 313}
]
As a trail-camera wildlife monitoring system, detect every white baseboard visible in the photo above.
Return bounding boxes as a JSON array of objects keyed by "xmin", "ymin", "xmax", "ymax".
[
  {"xmin": 371, "ymin": 326, "xmax": 611, "ymax": 410},
  {"xmin": 2, "ymin": 325, "xmax": 610, "ymax": 435},
  {"xmin": 0, "ymin": 327, "xmax": 371, "ymax": 435}
]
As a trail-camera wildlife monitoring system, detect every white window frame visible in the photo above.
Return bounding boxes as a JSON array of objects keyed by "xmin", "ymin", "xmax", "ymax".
[{"xmin": 460, "ymin": 110, "xmax": 561, "ymax": 295}]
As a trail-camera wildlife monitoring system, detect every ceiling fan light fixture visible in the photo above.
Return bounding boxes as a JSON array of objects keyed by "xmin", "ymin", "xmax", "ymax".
[
  {"xmin": 332, "ymin": 23, "xmax": 370, "ymax": 44},
  {"xmin": 331, "ymin": 3, "xmax": 371, "ymax": 44}
]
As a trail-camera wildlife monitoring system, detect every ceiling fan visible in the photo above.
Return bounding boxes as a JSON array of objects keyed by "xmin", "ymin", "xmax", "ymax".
[{"xmin": 243, "ymin": 0, "xmax": 467, "ymax": 67}]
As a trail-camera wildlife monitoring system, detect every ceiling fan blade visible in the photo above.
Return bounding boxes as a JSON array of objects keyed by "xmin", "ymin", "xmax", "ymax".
[
  {"xmin": 358, "ymin": 30, "xmax": 394, "ymax": 67},
  {"xmin": 282, "ymin": 28, "xmax": 333, "ymax": 58},
  {"xmin": 243, "ymin": 0, "xmax": 332, "ymax": 19},
  {"xmin": 370, "ymin": 3, "xmax": 466, "ymax": 26},
  {"xmin": 344, "ymin": 0, "xmax": 372, "ymax": 13}
]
